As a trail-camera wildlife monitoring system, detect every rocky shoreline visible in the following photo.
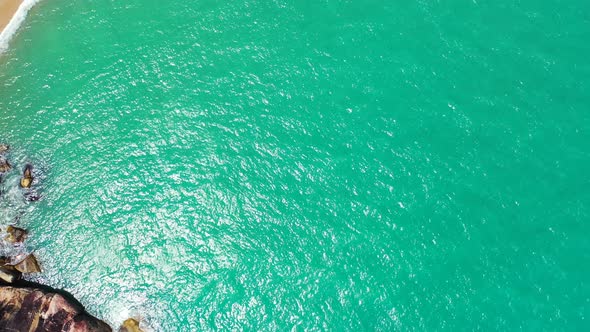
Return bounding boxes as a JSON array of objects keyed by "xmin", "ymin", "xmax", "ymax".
[
  {"xmin": 0, "ymin": 144, "xmax": 143, "ymax": 332},
  {"xmin": 0, "ymin": 280, "xmax": 111, "ymax": 331}
]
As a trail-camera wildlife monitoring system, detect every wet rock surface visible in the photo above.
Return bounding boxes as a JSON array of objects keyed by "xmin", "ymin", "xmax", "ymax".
[
  {"xmin": 118, "ymin": 318, "xmax": 144, "ymax": 332},
  {"xmin": 0, "ymin": 267, "xmax": 20, "ymax": 284},
  {"xmin": 12, "ymin": 254, "xmax": 42, "ymax": 274},
  {"xmin": 20, "ymin": 163, "xmax": 34, "ymax": 188},
  {"xmin": 0, "ymin": 159, "xmax": 10, "ymax": 173},
  {"xmin": 5, "ymin": 225, "xmax": 28, "ymax": 243},
  {"xmin": 0, "ymin": 284, "xmax": 112, "ymax": 332}
]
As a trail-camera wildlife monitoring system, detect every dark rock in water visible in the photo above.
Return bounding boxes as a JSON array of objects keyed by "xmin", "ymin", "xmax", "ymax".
[
  {"xmin": 12, "ymin": 254, "xmax": 42, "ymax": 274},
  {"xmin": 23, "ymin": 163, "xmax": 33, "ymax": 178},
  {"xmin": 5, "ymin": 225, "xmax": 29, "ymax": 243},
  {"xmin": 0, "ymin": 285, "xmax": 112, "ymax": 331},
  {"xmin": 119, "ymin": 318, "xmax": 144, "ymax": 332},
  {"xmin": 24, "ymin": 190, "xmax": 41, "ymax": 202},
  {"xmin": 0, "ymin": 144, "xmax": 8, "ymax": 153},
  {"xmin": 20, "ymin": 163, "xmax": 34, "ymax": 188},
  {"xmin": 0, "ymin": 158, "xmax": 11, "ymax": 173}
]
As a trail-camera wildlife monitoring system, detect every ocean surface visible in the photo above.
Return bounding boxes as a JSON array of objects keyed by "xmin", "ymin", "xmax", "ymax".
[{"xmin": 1, "ymin": 0, "xmax": 589, "ymax": 330}]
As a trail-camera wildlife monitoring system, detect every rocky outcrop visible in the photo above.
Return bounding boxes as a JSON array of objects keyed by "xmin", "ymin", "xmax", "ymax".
[
  {"xmin": 0, "ymin": 285, "xmax": 112, "ymax": 331},
  {"xmin": 0, "ymin": 267, "xmax": 19, "ymax": 283},
  {"xmin": 0, "ymin": 253, "xmax": 42, "ymax": 282},
  {"xmin": 0, "ymin": 144, "xmax": 143, "ymax": 331},
  {"xmin": 12, "ymin": 254, "xmax": 42, "ymax": 273}
]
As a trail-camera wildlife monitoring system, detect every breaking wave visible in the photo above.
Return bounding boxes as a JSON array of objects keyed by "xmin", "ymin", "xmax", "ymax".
[{"xmin": 0, "ymin": 0, "xmax": 40, "ymax": 52}]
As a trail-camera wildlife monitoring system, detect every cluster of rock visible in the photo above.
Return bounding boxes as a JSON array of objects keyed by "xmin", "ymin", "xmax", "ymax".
[
  {"xmin": 0, "ymin": 144, "xmax": 42, "ymax": 284},
  {"xmin": 0, "ymin": 144, "xmax": 145, "ymax": 332}
]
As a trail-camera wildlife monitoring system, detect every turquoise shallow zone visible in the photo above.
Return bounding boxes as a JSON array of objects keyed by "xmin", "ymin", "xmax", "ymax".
[{"xmin": 1, "ymin": 0, "xmax": 590, "ymax": 330}]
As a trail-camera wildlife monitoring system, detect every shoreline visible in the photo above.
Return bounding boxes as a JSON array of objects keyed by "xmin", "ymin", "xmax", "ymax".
[
  {"xmin": 0, "ymin": 0, "xmax": 23, "ymax": 34},
  {"xmin": 0, "ymin": 1, "xmax": 135, "ymax": 330},
  {"xmin": 0, "ymin": 0, "xmax": 37, "ymax": 52}
]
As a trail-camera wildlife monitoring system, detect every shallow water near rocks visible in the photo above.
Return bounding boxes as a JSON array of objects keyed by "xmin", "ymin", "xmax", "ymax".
[{"xmin": 1, "ymin": 0, "xmax": 590, "ymax": 330}]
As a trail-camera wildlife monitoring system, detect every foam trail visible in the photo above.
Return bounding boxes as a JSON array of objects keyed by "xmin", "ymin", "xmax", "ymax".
[{"xmin": 0, "ymin": 0, "xmax": 40, "ymax": 52}]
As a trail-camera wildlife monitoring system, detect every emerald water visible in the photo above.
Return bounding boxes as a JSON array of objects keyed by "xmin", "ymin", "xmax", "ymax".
[{"xmin": 1, "ymin": 0, "xmax": 589, "ymax": 330}]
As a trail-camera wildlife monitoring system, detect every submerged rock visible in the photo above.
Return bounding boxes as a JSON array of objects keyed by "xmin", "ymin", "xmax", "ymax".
[
  {"xmin": 0, "ymin": 144, "xmax": 8, "ymax": 153},
  {"xmin": 119, "ymin": 318, "xmax": 144, "ymax": 332},
  {"xmin": 20, "ymin": 163, "xmax": 34, "ymax": 188},
  {"xmin": 25, "ymin": 190, "xmax": 42, "ymax": 202},
  {"xmin": 5, "ymin": 225, "xmax": 28, "ymax": 243},
  {"xmin": 12, "ymin": 254, "xmax": 42, "ymax": 274},
  {"xmin": 0, "ymin": 285, "xmax": 112, "ymax": 331},
  {"xmin": 0, "ymin": 158, "xmax": 11, "ymax": 173}
]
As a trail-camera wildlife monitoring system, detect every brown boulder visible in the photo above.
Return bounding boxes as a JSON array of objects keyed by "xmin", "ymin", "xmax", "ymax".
[
  {"xmin": 119, "ymin": 318, "xmax": 144, "ymax": 332},
  {"xmin": 0, "ymin": 158, "xmax": 11, "ymax": 173},
  {"xmin": 21, "ymin": 163, "xmax": 34, "ymax": 188},
  {"xmin": 0, "ymin": 267, "xmax": 20, "ymax": 283},
  {"xmin": 12, "ymin": 254, "xmax": 42, "ymax": 274},
  {"xmin": 5, "ymin": 225, "xmax": 29, "ymax": 243},
  {"xmin": 0, "ymin": 286, "xmax": 112, "ymax": 331}
]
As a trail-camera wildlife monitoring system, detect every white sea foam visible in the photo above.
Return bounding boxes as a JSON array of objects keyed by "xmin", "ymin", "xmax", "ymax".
[{"xmin": 0, "ymin": 0, "xmax": 40, "ymax": 52}]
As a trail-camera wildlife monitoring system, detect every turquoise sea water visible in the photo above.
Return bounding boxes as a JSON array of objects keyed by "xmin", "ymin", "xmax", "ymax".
[{"xmin": 1, "ymin": 0, "xmax": 590, "ymax": 330}]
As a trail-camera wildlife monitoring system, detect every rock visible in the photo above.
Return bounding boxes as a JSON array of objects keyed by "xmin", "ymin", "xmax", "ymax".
[
  {"xmin": 20, "ymin": 177, "xmax": 32, "ymax": 188},
  {"xmin": 0, "ymin": 256, "xmax": 21, "ymax": 283},
  {"xmin": 12, "ymin": 254, "xmax": 42, "ymax": 274},
  {"xmin": 5, "ymin": 225, "xmax": 28, "ymax": 243},
  {"xmin": 20, "ymin": 163, "xmax": 34, "ymax": 188},
  {"xmin": 0, "ymin": 158, "xmax": 11, "ymax": 173},
  {"xmin": 0, "ymin": 267, "xmax": 21, "ymax": 283},
  {"xmin": 0, "ymin": 144, "xmax": 8, "ymax": 153},
  {"xmin": 119, "ymin": 318, "xmax": 144, "ymax": 332},
  {"xmin": 0, "ymin": 285, "xmax": 112, "ymax": 331}
]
